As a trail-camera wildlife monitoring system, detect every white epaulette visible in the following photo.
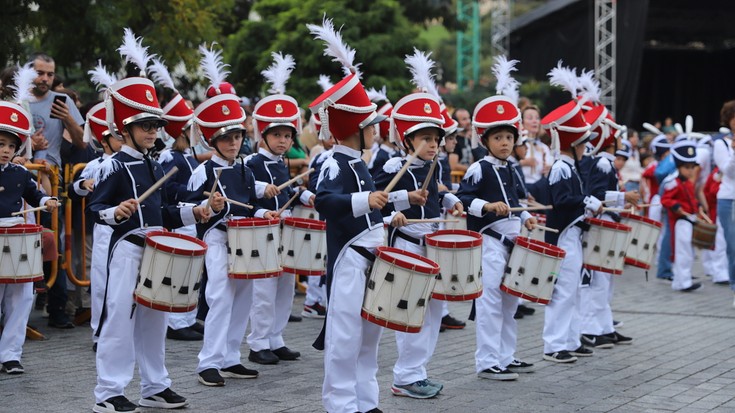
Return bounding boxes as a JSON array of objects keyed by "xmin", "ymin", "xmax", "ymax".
[
  {"xmin": 316, "ymin": 156, "xmax": 340, "ymax": 190},
  {"xmin": 463, "ymin": 161, "xmax": 483, "ymax": 185},
  {"xmin": 595, "ymin": 156, "xmax": 612, "ymax": 174},
  {"xmin": 97, "ymin": 158, "xmax": 121, "ymax": 183},
  {"xmin": 80, "ymin": 158, "xmax": 103, "ymax": 180},
  {"xmin": 188, "ymin": 162, "xmax": 208, "ymax": 191},
  {"xmin": 157, "ymin": 149, "xmax": 173, "ymax": 165},
  {"xmin": 549, "ymin": 161, "xmax": 571, "ymax": 185},
  {"xmin": 382, "ymin": 157, "xmax": 403, "ymax": 174}
]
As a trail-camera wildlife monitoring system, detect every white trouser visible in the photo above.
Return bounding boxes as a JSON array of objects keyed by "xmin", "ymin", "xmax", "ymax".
[
  {"xmin": 649, "ymin": 195, "xmax": 664, "ymax": 261},
  {"xmin": 392, "ymin": 238, "xmax": 442, "ymax": 386},
  {"xmin": 672, "ymin": 220, "xmax": 695, "ymax": 291},
  {"xmin": 305, "ymin": 275, "xmax": 327, "ymax": 307},
  {"xmin": 167, "ymin": 225, "xmax": 198, "ymax": 330},
  {"xmin": 95, "ymin": 239, "xmax": 170, "ymax": 403},
  {"xmin": 543, "ymin": 225, "xmax": 583, "ymax": 353},
  {"xmin": 323, "ymin": 247, "xmax": 383, "ymax": 413},
  {"xmin": 441, "ymin": 301, "xmax": 449, "ymax": 317},
  {"xmin": 247, "ymin": 272, "xmax": 295, "ymax": 352},
  {"xmin": 197, "ymin": 229, "xmax": 253, "ymax": 372},
  {"xmin": 579, "ymin": 215, "xmax": 615, "ymax": 336},
  {"xmin": 90, "ymin": 224, "xmax": 113, "ymax": 343},
  {"xmin": 0, "ymin": 283, "xmax": 33, "ymax": 363},
  {"xmin": 475, "ymin": 235, "xmax": 519, "ymax": 371},
  {"xmin": 701, "ymin": 217, "xmax": 729, "ymax": 283}
]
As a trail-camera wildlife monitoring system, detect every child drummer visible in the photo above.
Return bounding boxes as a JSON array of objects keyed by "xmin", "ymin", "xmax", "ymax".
[
  {"xmin": 661, "ymin": 140, "xmax": 707, "ymax": 292},
  {"xmin": 540, "ymin": 62, "xmax": 602, "ymax": 364},
  {"xmin": 456, "ymin": 56, "xmax": 537, "ymax": 380},
  {"xmin": 246, "ymin": 52, "xmax": 315, "ymax": 365},
  {"xmin": 0, "ymin": 67, "xmax": 59, "ymax": 375},
  {"xmin": 87, "ymin": 30, "xmax": 207, "ymax": 413},
  {"xmin": 188, "ymin": 44, "xmax": 277, "ymax": 387},
  {"xmin": 308, "ymin": 15, "xmax": 400, "ymax": 413}
]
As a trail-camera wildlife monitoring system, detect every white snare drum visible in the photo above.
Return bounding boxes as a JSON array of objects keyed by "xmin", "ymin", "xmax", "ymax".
[
  {"xmin": 425, "ymin": 229, "xmax": 483, "ymax": 301},
  {"xmin": 443, "ymin": 211, "xmax": 467, "ymax": 231},
  {"xmin": 582, "ymin": 217, "xmax": 632, "ymax": 275},
  {"xmin": 135, "ymin": 231, "xmax": 207, "ymax": 312},
  {"xmin": 292, "ymin": 204, "xmax": 318, "ymax": 220},
  {"xmin": 0, "ymin": 224, "xmax": 44, "ymax": 283},
  {"xmin": 361, "ymin": 246, "xmax": 440, "ymax": 333},
  {"xmin": 520, "ymin": 213, "xmax": 547, "ymax": 242},
  {"xmin": 620, "ymin": 212, "xmax": 662, "ymax": 270},
  {"xmin": 227, "ymin": 218, "xmax": 282, "ymax": 279},
  {"xmin": 281, "ymin": 217, "xmax": 327, "ymax": 276},
  {"xmin": 501, "ymin": 236, "xmax": 566, "ymax": 304}
]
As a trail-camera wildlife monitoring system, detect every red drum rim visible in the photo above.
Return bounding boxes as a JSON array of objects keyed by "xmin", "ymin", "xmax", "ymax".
[
  {"xmin": 282, "ymin": 266, "xmax": 325, "ymax": 276},
  {"xmin": 145, "ymin": 231, "xmax": 207, "ymax": 256},
  {"xmin": 585, "ymin": 217, "xmax": 632, "ymax": 232},
  {"xmin": 0, "ymin": 223, "xmax": 43, "ymax": 235},
  {"xmin": 361, "ymin": 310, "xmax": 421, "ymax": 333},
  {"xmin": 375, "ymin": 246, "xmax": 440, "ymax": 275},
  {"xmin": 134, "ymin": 295, "xmax": 198, "ymax": 313},
  {"xmin": 624, "ymin": 256, "xmax": 651, "ymax": 270},
  {"xmin": 283, "ymin": 217, "xmax": 326, "ymax": 230},
  {"xmin": 693, "ymin": 221, "xmax": 717, "ymax": 230},
  {"xmin": 432, "ymin": 290, "xmax": 483, "ymax": 301},
  {"xmin": 0, "ymin": 274, "xmax": 44, "ymax": 284},
  {"xmin": 425, "ymin": 229, "xmax": 483, "ymax": 248},
  {"xmin": 228, "ymin": 270, "xmax": 283, "ymax": 279},
  {"xmin": 227, "ymin": 217, "xmax": 280, "ymax": 227},
  {"xmin": 620, "ymin": 212, "xmax": 663, "ymax": 228},
  {"xmin": 499, "ymin": 284, "xmax": 550, "ymax": 304},
  {"xmin": 515, "ymin": 236, "xmax": 566, "ymax": 258},
  {"xmin": 583, "ymin": 263, "xmax": 623, "ymax": 275}
]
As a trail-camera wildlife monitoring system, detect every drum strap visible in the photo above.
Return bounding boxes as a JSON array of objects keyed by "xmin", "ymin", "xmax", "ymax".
[
  {"xmin": 481, "ymin": 228, "xmax": 514, "ymax": 250},
  {"xmin": 393, "ymin": 229, "xmax": 425, "ymax": 246},
  {"xmin": 349, "ymin": 245, "xmax": 377, "ymax": 265},
  {"xmin": 574, "ymin": 221, "xmax": 591, "ymax": 232},
  {"xmin": 124, "ymin": 234, "xmax": 145, "ymax": 248}
]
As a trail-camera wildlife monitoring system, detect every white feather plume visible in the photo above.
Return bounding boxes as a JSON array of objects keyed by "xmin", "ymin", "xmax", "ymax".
[
  {"xmin": 118, "ymin": 28, "xmax": 153, "ymax": 76},
  {"xmin": 261, "ymin": 52, "xmax": 295, "ymax": 95},
  {"xmin": 307, "ymin": 15, "xmax": 360, "ymax": 76},
  {"xmin": 198, "ymin": 43, "xmax": 230, "ymax": 88},
  {"xmin": 547, "ymin": 60, "xmax": 579, "ymax": 98},
  {"xmin": 674, "ymin": 122, "xmax": 684, "ymax": 135},
  {"xmin": 492, "ymin": 55, "xmax": 520, "ymax": 104},
  {"xmin": 685, "ymin": 115, "xmax": 693, "ymax": 134},
  {"xmin": 11, "ymin": 62, "xmax": 36, "ymax": 103},
  {"xmin": 87, "ymin": 60, "xmax": 118, "ymax": 91},
  {"xmin": 405, "ymin": 48, "xmax": 440, "ymax": 99},
  {"xmin": 577, "ymin": 69, "xmax": 601, "ymax": 104},
  {"xmin": 317, "ymin": 75, "xmax": 333, "ymax": 92},
  {"xmin": 148, "ymin": 58, "xmax": 177, "ymax": 91},
  {"xmin": 642, "ymin": 122, "xmax": 663, "ymax": 135},
  {"xmin": 366, "ymin": 86, "xmax": 389, "ymax": 103}
]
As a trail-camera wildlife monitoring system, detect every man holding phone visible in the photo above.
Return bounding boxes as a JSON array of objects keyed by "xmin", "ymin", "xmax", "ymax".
[{"xmin": 28, "ymin": 53, "xmax": 84, "ymax": 167}]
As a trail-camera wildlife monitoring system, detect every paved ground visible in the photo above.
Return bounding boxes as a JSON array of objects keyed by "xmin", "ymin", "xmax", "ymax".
[{"xmin": 2, "ymin": 258, "xmax": 735, "ymax": 412}]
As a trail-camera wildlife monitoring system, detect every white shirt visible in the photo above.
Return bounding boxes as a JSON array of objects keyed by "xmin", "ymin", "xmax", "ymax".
[
  {"xmin": 713, "ymin": 136, "xmax": 735, "ymax": 200},
  {"xmin": 522, "ymin": 139, "xmax": 553, "ymax": 183}
]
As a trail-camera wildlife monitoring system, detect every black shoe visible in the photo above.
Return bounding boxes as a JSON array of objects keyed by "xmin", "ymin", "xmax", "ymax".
[
  {"xmin": 92, "ymin": 342, "xmax": 98, "ymax": 352},
  {"xmin": 543, "ymin": 351, "xmax": 577, "ymax": 363},
  {"xmin": 288, "ymin": 314, "xmax": 302, "ymax": 322},
  {"xmin": 439, "ymin": 325, "xmax": 446, "ymax": 333},
  {"xmin": 2, "ymin": 360, "xmax": 24, "ymax": 374},
  {"xmin": 138, "ymin": 388, "xmax": 187, "ymax": 409},
  {"xmin": 440, "ymin": 314, "xmax": 466, "ymax": 330},
  {"xmin": 513, "ymin": 309, "xmax": 525, "ymax": 319},
  {"xmin": 506, "ymin": 359, "xmax": 535, "ymax": 373},
  {"xmin": 365, "ymin": 409, "xmax": 383, "ymax": 413},
  {"xmin": 714, "ymin": 280, "xmax": 730, "ymax": 286},
  {"xmin": 93, "ymin": 395, "xmax": 139, "ymax": 413},
  {"xmin": 477, "ymin": 365, "xmax": 519, "ymax": 380},
  {"xmin": 190, "ymin": 322, "xmax": 205, "ymax": 335},
  {"xmin": 581, "ymin": 334, "xmax": 615, "ymax": 349},
  {"xmin": 220, "ymin": 364, "xmax": 258, "ymax": 379},
  {"xmin": 272, "ymin": 346, "xmax": 300, "ymax": 361},
  {"xmin": 198, "ymin": 368, "xmax": 225, "ymax": 386},
  {"xmin": 48, "ymin": 316, "xmax": 74, "ymax": 329},
  {"xmin": 166, "ymin": 326, "xmax": 203, "ymax": 341},
  {"xmin": 517, "ymin": 304, "xmax": 535, "ymax": 315},
  {"xmin": 613, "ymin": 320, "xmax": 623, "ymax": 328},
  {"xmin": 604, "ymin": 331, "xmax": 633, "ymax": 345},
  {"xmin": 248, "ymin": 349, "xmax": 280, "ymax": 365},
  {"xmin": 681, "ymin": 282, "xmax": 703, "ymax": 292},
  {"xmin": 569, "ymin": 345, "xmax": 594, "ymax": 357}
]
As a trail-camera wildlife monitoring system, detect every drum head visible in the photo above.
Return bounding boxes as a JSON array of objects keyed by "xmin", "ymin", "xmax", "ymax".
[
  {"xmin": 146, "ymin": 231, "xmax": 207, "ymax": 255},
  {"xmin": 426, "ymin": 230, "xmax": 482, "ymax": 248},
  {"xmin": 376, "ymin": 246, "xmax": 440, "ymax": 274}
]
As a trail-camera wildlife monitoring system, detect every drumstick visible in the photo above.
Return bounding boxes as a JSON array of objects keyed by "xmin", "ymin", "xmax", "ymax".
[
  {"xmin": 406, "ymin": 219, "xmax": 460, "ymax": 224},
  {"xmin": 277, "ymin": 191, "xmax": 300, "ymax": 215},
  {"xmin": 277, "ymin": 168, "xmax": 314, "ymax": 191},
  {"xmin": 700, "ymin": 213, "xmax": 714, "ymax": 225},
  {"xmin": 634, "ymin": 203, "xmax": 660, "ymax": 208},
  {"xmin": 420, "ymin": 155, "xmax": 439, "ymax": 192},
  {"xmin": 508, "ymin": 205, "xmax": 552, "ymax": 212},
  {"xmin": 203, "ymin": 191, "xmax": 254, "ymax": 209},
  {"xmin": 115, "ymin": 166, "xmax": 179, "ymax": 220},
  {"xmin": 205, "ymin": 169, "xmax": 222, "ymax": 209},
  {"xmin": 533, "ymin": 224, "xmax": 559, "ymax": 233},
  {"xmin": 383, "ymin": 140, "xmax": 428, "ymax": 193},
  {"xmin": 603, "ymin": 207, "xmax": 634, "ymax": 213},
  {"xmin": 11, "ymin": 205, "xmax": 47, "ymax": 216}
]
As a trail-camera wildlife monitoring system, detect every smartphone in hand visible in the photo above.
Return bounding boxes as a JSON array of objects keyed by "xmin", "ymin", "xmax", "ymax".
[{"xmin": 50, "ymin": 95, "xmax": 66, "ymax": 119}]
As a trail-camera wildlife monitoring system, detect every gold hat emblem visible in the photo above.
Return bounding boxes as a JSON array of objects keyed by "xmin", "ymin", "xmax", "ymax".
[
  {"xmin": 222, "ymin": 105, "xmax": 230, "ymax": 116},
  {"xmin": 145, "ymin": 90, "xmax": 154, "ymax": 102},
  {"xmin": 10, "ymin": 112, "xmax": 18, "ymax": 123},
  {"xmin": 423, "ymin": 103, "xmax": 432, "ymax": 114},
  {"xmin": 497, "ymin": 104, "xmax": 505, "ymax": 114},
  {"xmin": 275, "ymin": 104, "xmax": 284, "ymax": 114},
  {"xmin": 687, "ymin": 147, "xmax": 694, "ymax": 156}
]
